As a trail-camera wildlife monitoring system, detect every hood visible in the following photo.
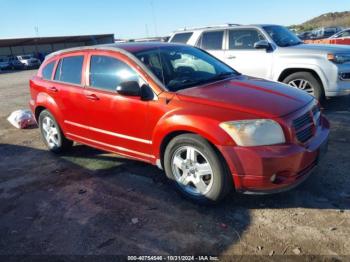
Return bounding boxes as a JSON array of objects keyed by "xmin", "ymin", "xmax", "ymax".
[
  {"xmin": 176, "ymin": 75, "xmax": 314, "ymax": 118},
  {"xmin": 288, "ymin": 43, "xmax": 350, "ymax": 53}
]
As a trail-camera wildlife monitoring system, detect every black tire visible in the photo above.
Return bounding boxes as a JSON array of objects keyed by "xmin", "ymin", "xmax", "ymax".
[
  {"xmin": 164, "ymin": 134, "xmax": 233, "ymax": 204},
  {"xmin": 283, "ymin": 71, "xmax": 324, "ymax": 101},
  {"xmin": 38, "ymin": 110, "xmax": 73, "ymax": 153}
]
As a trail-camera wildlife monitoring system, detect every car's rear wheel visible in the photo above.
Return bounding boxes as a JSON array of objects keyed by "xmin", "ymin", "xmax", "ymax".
[
  {"xmin": 164, "ymin": 134, "xmax": 232, "ymax": 204},
  {"xmin": 283, "ymin": 71, "xmax": 324, "ymax": 101},
  {"xmin": 39, "ymin": 110, "xmax": 73, "ymax": 153}
]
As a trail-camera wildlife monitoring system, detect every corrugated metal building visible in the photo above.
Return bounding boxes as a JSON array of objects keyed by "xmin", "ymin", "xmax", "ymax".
[{"xmin": 0, "ymin": 34, "xmax": 114, "ymax": 57}]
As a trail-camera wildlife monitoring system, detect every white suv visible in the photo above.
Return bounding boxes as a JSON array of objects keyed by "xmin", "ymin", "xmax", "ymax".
[{"xmin": 169, "ymin": 24, "xmax": 350, "ymax": 100}]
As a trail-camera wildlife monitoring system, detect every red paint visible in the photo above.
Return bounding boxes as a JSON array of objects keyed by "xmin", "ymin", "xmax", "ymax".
[
  {"xmin": 29, "ymin": 43, "xmax": 330, "ymax": 193},
  {"xmin": 305, "ymin": 38, "xmax": 350, "ymax": 45}
]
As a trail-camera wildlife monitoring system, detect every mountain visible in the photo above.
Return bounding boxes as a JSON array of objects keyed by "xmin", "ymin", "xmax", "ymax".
[{"xmin": 290, "ymin": 11, "xmax": 350, "ymax": 32}]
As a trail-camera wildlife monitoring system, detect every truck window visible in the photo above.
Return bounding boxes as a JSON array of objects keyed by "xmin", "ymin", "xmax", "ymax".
[
  {"xmin": 197, "ymin": 31, "xmax": 224, "ymax": 50},
  {"xmin": 229, "ymin": 29, "xmax": 265, "ymax": 49},
  {"xmin": 170, "ymin": 32, "xmax": 193, "ymax": 44}
]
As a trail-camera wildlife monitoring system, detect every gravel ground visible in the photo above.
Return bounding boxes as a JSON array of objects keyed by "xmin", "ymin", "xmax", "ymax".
[{"xmin": 0, "ymin": 70, "xmax": 349, "ymax": 260}]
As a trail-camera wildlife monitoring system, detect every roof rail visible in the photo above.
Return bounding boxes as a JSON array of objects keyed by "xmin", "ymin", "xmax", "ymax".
[{"xmin": 176, "ymin": 23, "xmax": 240, "ymax": 31}]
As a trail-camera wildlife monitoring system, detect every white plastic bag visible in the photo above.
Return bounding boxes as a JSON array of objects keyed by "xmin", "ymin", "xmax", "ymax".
[{"xmin": 7, "ymin": 109, "xmax": 37, "ymax": 129}]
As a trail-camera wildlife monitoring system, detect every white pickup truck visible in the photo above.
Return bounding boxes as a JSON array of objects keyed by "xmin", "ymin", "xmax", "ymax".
[{"xmin": 169, "ymin": 24, "xmax": 350, "ymax": 100}]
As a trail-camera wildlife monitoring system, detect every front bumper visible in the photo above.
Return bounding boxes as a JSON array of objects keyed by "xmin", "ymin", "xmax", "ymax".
[
  {"xmin": 325, "ymin": 66, "xmax": 350, "ymax": 97},
  {"xmin": 218, "ymin": 116, "xmax": 330, "ymax": 194}
]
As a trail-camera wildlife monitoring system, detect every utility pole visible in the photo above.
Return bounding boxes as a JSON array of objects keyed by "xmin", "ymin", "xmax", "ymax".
[{"xmin": 34, "ymin": 26, "xmax": 39, "ymax": 37}]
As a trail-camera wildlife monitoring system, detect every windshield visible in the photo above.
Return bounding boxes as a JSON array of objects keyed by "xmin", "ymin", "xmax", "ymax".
[
  {"xmin": 133, "ymin": 46, "xmax": 238, "ymax": 91},
  {"xmin": 263, "ymin": 25, "xmax": 303, "ymax": 47},
  {"xmin": 20, "ymin": 55, "xmax": 32, "ymax": 59}
]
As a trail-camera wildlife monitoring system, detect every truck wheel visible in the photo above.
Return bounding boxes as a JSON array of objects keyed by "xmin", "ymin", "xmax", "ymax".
[
  {"xmin": 39, "ymin": 110, "xmax": 73, "ymax": 153},
  {"xmin": 283, "ymin": 72, "xmax": 324, "ymax": 101},
  {"xmin": 164, "ymin": 134, "xmax": 232, "ymax": 204}
]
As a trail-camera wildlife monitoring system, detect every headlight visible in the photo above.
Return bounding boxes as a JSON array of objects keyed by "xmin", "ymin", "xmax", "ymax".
[
  {"xmin": 219, "ymin": 119, "xmax": 285, "ymax": 146},
  {"xmin": 327, "ymin": 53, "xmax": 350, "ymax": 64}
]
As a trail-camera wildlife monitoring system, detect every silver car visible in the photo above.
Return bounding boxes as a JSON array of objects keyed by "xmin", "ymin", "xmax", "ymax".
[
  {"xmin": 10, "ymin": 55, "xmax": 41, "ymax": 69},
  {"xmin": 169, "ymin": 24, "xmax": 350, "ymax": 100}
]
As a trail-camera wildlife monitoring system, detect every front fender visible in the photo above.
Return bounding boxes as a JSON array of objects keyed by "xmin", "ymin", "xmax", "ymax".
[
  {"xmin": 273, "ymin": 63, "xmax": 328, "ymax": 89},
  {"xmin": 151, "ymin": 113, "xmax": 235, "ymax": 159}
]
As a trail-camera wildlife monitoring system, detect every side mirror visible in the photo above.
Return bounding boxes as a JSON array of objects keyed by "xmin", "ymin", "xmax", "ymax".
[
  {"xmin": 116, "ymin": 81, "xmax": 140, "ymax": 96},
  {"xmin": 254, "ymin": 40, "xmax": 270, "ymax": 50}
]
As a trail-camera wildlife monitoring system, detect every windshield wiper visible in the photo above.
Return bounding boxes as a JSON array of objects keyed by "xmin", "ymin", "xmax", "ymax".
[
  {"xmin": 171, "ymin": 72, "xmax": 238, "ymax": 91},
  {"xmin": 282, "ymin": 41, "xmax": 303, "ymax": 47},
  {"xmin": 209, "ymin": 71, "xmax": 237, "ymax": 81}
]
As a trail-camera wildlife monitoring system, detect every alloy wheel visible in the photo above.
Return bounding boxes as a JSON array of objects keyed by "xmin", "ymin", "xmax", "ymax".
[
  {"xmin": 171, "ymin": 146, "xmax": 213, "ymax": 196},
  {"xmin": 42, "ymin": 116, "xmax": 59, "ymax": 148},
  {"xmin": 288, "ymin": 79, "xmax": 315, "ymax": 95}
]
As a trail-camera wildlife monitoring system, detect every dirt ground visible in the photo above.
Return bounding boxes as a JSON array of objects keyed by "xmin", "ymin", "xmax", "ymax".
[{"xmin": 0, "ymin": 70, "xmax": 349, "ymax": 260}]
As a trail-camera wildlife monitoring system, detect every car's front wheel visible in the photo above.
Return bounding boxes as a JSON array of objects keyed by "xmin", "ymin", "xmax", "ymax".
[
  {"xmin": 283, "ymin": 71, "xmax": 324, "ymax": 101},
  {"xmin": 39, "ymin": 110, "xmax": 73, "ymax": 153},
  {"xmin": 164, "ymin": 134, "xmax": 232, "ymax": 204}
]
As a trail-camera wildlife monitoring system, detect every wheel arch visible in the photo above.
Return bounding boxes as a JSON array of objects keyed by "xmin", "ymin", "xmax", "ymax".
[
  {"xmin": 156, "ymin": 127, "xmax": 233, "ymax": 177},
  {"xmin": 34, "ymin": 105, "xmax": 47, "ymax": 122},
  {"xmin": 34, "ymin": 92, "xmax": 64, "ymax": 129},
  {"xmin": 158, "ymin": 130, "xmax": 235, "ymax": 191},
  {"xmin": 277, "ymin": 68, "xmax": 325, "ymax": 90}
]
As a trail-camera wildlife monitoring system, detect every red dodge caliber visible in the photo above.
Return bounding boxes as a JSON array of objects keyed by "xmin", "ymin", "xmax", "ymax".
[{"xmin": 29, "ymin": 43, "xmax": 329, "ymax": 204}]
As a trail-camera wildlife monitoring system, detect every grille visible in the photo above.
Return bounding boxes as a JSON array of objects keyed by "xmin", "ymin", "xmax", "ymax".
[
  {"xmin": 339, "ymin": 72, "xmax": 350, "ymax": 81},
  {"xmin": 293, "ymin": 112, "xmax": 314, "ymax": 143},
  {"xmin": 312, "ymin": 105, "xmax": 321, "ymax": 126}
]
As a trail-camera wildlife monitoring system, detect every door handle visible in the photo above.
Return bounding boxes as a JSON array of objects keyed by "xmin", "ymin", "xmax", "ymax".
[
  {"xmin": 85, "ymin": 93, "xmax": 99, "ymax": 100},
  {"xmin": 48, "ymin": 86, "xmax": 58, "ymax": 92},
  {"xmin": 227, "ymin": 55, "xmax": 236, "ymax": 59}
]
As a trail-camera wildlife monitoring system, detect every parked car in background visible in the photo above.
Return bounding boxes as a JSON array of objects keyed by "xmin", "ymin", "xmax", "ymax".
[
  {"xmin": 0, "ymin": 57, "xmax": 11, "ymax": 71},
  {"xmin": 305, "ymin": 28, "xmax": 350, "ymax": 46},
  {"xmin": 30, "ymin": 43, "xmax": 329, "ymax": 204},
  {"xmin": 169, "ymin": 24, "xmax": 350, "ymax": 100},
  {"xmin": 330, "ymin": 28, "xmax": 350, "ymax": 39},
  {"xmin": 309, "ymin": 27, "xmax": 344, "ymax": 40},
  {"xmin": 297, "ymin": 31, "xmax": 312, "ymax": 40},
  {"xmin": 9, "ymin": 54, "xmax": 41, "ymax": 69}
]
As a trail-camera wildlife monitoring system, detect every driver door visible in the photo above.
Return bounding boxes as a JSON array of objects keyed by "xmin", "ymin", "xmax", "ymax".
[
  {"xmin": 223, "ymin": 28, "xmax": 273, "ymax": 79},
  {"xmin": 82, "ymin": 51, "xmax": 152, "ymax": 159}
]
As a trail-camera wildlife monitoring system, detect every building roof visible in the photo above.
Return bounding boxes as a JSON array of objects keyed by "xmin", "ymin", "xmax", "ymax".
[{"xmin": 0, "ymin": 34, "xmax": 114, "ymax": 48}]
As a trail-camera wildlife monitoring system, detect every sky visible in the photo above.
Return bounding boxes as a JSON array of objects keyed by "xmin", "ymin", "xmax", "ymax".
[{"xmin": 0, "ymin": 0, "xmax": 349, "ymax": 39}]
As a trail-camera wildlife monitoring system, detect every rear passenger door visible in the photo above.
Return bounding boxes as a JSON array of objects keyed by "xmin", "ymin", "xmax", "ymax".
[
  {"xmin": 196, "ymin": 30, "xmax": 226, "ymax": 62},
  {"xmin": 51, "ymin": 53, "xmax": 90, "ymax": 137},
  {"xmin": 82, "ymin": 51, "xmax": 152, "ymax": 159},
  {"xmin": 223, "ymin": 28, "xmax": 273, "ymax": 79}
]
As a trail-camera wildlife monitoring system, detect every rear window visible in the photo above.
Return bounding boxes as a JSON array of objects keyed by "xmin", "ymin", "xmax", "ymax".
[
  {"xmin": 54, "ymin": 56, "xmax": 84, "ymax": 85},
  {"xmin": 42, "ymin": 61, "xmax": 55, "ymax": 80},
  {"xmin": 170, "ymin": 32, "xmax": 193, "ymax": 43},
  {"xmin": 197, "ymin": 31, "xmax": 224, "ymax": 50}
]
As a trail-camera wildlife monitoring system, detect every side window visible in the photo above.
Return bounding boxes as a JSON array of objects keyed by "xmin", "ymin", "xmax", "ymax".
[
  {"xmin": 340, "ymin": 30, "xmax": 350, "ymax": 38},
  {"xmin": 54, "ymin": 55, "xmax": 84, "ymax": 85},
  {"xmin": 171, "ymin": 53, "xmax": 216, "ymax": 74},
  {"xmin": 170, "ymin": 32, "xmax": 193, "ymax": 43},
  {"xmin": 229, "ymin": 29, "xmax": 265, "ymax": 50},
  {"xmin": 42, "ymin": 61, "xmax": 55, "ymax": 80},
  {"xmin": 197, "ymin": 31, "xmax": 224, "ymax": 50},
  {"xmin": 89, "ymin": 55, "xmax": 141, "ymax": 91}
]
